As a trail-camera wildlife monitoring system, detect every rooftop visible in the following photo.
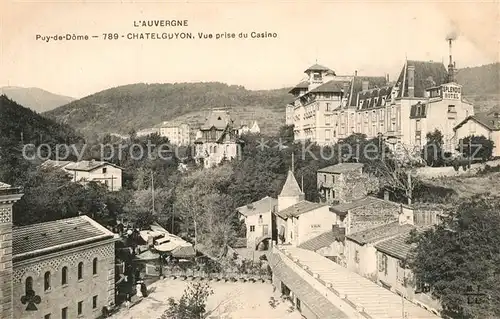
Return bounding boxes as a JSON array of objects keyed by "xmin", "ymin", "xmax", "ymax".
[
  {"xmin": 346, "ymin": 221, "xmax": 415, "ymax": 245},
  {"xmin": 279, "ymin": 170, "xmax": 304, "ymax": 197},
  {"xmin": 374, "ymin": 233, "xmax": 415, "ymax": 260},
  {"xmin": 237, "ymin": 196, "xmax": 277, "ymax": 216},
  {"xmin": 274, "ymin": 247, "xmax": 440, "ymax": 318},
  {"xmin": 268, "ymin": 251, "xmax": 349, "ymax": 319},
  {"xmin": 13, "ymin": 215, "xmax": 115, "ymax": 260},
  {"xmin": 298, "ymin": 228, "xmax": 345, "ymax": 251},
  {"xmin": 304, "ymin": 64, "xmax": 332, "ymax": 73},
  {"xmin": 0, "ymin": 181, "xmax": 11, "ymax": 189},
  {"xmin": 395, "ymin": 60, "xmax": 449, "ymax": 99},
  {"xmin": 330, "ymin": 196, "xmax": 398, "ymax": 214},
  {"xmin": 318, "ymin": 162, "xmax": 364, "ymax": 174},
  {"xmin": 309, "ymin": 80, "xmax": 348, "ymax": 94},
  {"xmin": 288, "ymin": 80, "xmax": 310, "ymax": 93},
  {"xmin": 42, "ymin": 159, "xmax": 122, "ymax": 172},
  {"xmin": 275, "ymin": 200, "xmax": 328, "ymax": 219},
  {"xmin": 454, "ymin": 115, "xmax": 500, "ymax": 132}
]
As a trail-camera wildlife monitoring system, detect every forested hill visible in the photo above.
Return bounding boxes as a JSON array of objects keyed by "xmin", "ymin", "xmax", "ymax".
[
  {"xmin": 456, "ymin": 62, "xmax": 499, "ymax": 96},
  {"xmin": 45, "ymin": 82, "xmax": 292, "ymax": 137},
  {"xmin": 0, "ymin": 95, "xmax": 83, "ymax": 183}
]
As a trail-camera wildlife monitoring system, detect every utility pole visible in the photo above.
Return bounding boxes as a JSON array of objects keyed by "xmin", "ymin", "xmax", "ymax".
[
  {"xmin": 171, "ymin": 205, "xmax": 174, "ymax": 233},
  {"xmin": 151, "ymin": 170, "xmax": 155, "ymax": 214}
]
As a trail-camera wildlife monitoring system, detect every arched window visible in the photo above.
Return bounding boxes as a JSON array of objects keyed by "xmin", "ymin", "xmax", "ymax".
[
  {"xmin": 25, "ymin": 276, "xmax": 33, "ymax": 293},
  {"xmin": 78, "ymin": 262, "xmax": 84, "ymax": 280},
  {"xmin": 61, "ymin": 266, "xmax": 68, "ymax": 285},
  {"xmin": 92, "ymin": 258, "xmax": 98, "ymax": 275},
  {"xmin": 44, "ymin": 271, "xmax": 51, "ymax": 291}
]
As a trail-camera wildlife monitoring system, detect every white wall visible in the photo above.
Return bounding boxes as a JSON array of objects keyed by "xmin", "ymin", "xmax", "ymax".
[{"xmin": 296, "ymin": 206, "xmax": 335, "ymax": 246}]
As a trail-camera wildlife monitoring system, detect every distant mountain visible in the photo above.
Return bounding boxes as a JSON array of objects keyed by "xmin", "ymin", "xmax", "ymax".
[
  {"xmin": 45, "ymin": 82, "xmax": 292, "ymax": 137},
  {"xmin": 0, "ymin": 86, "xmax": 75, "ymax": 113}
]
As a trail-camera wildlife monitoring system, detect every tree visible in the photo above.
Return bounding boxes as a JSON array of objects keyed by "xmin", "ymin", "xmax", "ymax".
[
  {"xmin": 407, "ymin": 195, "xmax": 500, "ymax": 318},
  {"xmin": 457, "ymin": 135, "xmax": 494, "ymax": 163},
  {"xmin": 161, "ymin": 282, "xmax": 214, "ymax": 319},
  {"xmin": 422, "ymin": 129, "xmax": 445, "ymax": 167}
]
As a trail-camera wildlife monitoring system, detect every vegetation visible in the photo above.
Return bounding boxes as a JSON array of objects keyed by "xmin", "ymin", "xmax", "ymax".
[
  {"xmin": 44, "ymin": 82, "xmax": 292, "ymax": 137},
  {"xmin": 408, "ymin": 195, "xmax": 500, "ymax": 318},
  {"xmin": 0, "ymin": 87, "xmax": 75, "ymax": 113},
  {"xmin": 457, "ymin": 135, "xmax": 494, "ymax": 162},
  {"xmin": 160, "ymin": 282, "xmax": 213, "ymax": 319}
]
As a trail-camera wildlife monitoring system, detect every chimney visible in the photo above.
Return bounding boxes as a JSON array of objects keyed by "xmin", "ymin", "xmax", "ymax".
[
  {"xmin": 407, "ymin": 65, "xmax": 415, "ymax": 98},
  {"xmin": 362, "ymin": 81, "xmax": 369, "ymax": 91},
  {"xmin": 342, "ymin": 82, "xmax": 350, "ymax": 102},
  {"xmin": 354, "ymin": 70, "xmax": 358, "ymax": 77},
  {"xmin": 386, "ymin": 73, "xmax": 390, "ymax": 83},
  {"xmin": 448, "ymin": 38, "xmax": 455, "ymax": 83}
]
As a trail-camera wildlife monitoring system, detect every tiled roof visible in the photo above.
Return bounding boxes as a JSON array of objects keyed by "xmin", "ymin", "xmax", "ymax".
[
  {"xmin": 330, "ymin": 196, "xmax": 395, "ymax": 214},
  {"xmin": 454, "ymin": 115, "xmax": 500, "ymax": 132},
  {"xmin": 279, "ymin": 170, "xmax": 304, "ymax": 197},
  {"xmin": 374, "ymin": 233, "xmax": 415, "ymax": 260},
  {"xmin": 318, "ymin": 162, "xmax": 364, "ymax": 174},
  {"xmin": 304, "ymin": 64, "xmax": 332, "ymax": 72},
  {"xmin": 346, "ymin": 221, "xmax": 414, "ymax": 245},
  {"xmin": 268, "ymin": 252, "xmax": 349, "ymax": 319},
  {"xmin": 41, "ymin": 160, "xmax": 72, "ymax": 169},
  {"xmin": 357, "ymin": 86, "xmax": 393, "ymax": 110},
  {"xmin": 298, "ymin": 230, "xmax": 337, "ymax": 251},
  {"xmin": 13, "ymin": 216, "xmax": 115, "ymax": 259},
  {"xmin": 289, "ymin": 81, "xmax": 310, "ymax": 93},
  {"xmin": 347, "ymin": 76, "xmax": 388, "ymax": 107},
  {"xmin": 200, "ymin": 110, "xmax": 238, "ymax": 130},
  {"xmin": 275, "ymin": 200, "xmax": 327, "ymax": 219},
  {"xmin": 278, "ymin": 247, "xmax": 440, "ymax": 318},
  {"xmin": 172, "ymin": 245, "xmax": 196, "ymax": 258},
  {"xmin": 309, "ymin": 80, "xmax": 348, "ymax": 93},
  {"xmin": 237, "ymin": 196, "xmax": 277, "ymax": 216},
  {"xmin": 396, "ymin": 60, "xmax": 448, "ymax": 98}
]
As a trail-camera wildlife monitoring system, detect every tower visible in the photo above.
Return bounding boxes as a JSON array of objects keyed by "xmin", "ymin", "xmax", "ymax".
[
  {"xmin": 277, "ymin": 170, "xmax": 305, "ymax": 212},
  {"xmin": 0, "ymin": 182, "xmax": 23, "ymax": 319}
]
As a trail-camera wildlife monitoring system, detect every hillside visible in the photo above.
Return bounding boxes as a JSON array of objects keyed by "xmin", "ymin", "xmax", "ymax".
[
  {"xmin": 0, "ymin": 86, "xmax": 75, "ymax": 113},
  {"xmin": 45, "ymin": 82, "xmax": 292, "ymax": 137},
  {"xmin": 0, "ymin": 95, "xmax": 83, "ymax": 184},
  {"xmin": 455, "ymin": 62, "xmax": 499, "ymax": 96}
]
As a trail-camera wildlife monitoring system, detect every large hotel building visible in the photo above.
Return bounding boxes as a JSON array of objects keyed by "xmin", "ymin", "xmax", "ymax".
[{"xmin": 286, "ymin": 51, "xmax": 474, "ymax": 152}]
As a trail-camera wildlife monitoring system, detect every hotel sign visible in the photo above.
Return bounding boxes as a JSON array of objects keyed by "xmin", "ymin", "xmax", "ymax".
[{"xmin": 441, "ymin": 83, "xmax": 462, "ymax": 101}]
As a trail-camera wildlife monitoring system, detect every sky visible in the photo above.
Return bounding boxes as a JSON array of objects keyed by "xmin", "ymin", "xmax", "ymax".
[{"xmin": 0, "ymin": 0, "xmax": 498, "ymax": 99}]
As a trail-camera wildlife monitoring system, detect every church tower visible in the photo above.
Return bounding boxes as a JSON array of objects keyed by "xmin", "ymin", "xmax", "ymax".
[{"xmin": 0, "ymin": 182, "xmax": 23, "ymax": 319}]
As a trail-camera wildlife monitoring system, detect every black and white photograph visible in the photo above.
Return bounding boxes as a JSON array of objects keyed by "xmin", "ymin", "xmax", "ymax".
[{"xmin": 0, "ymin": 1, "xmax": 499, "ymax": 318}]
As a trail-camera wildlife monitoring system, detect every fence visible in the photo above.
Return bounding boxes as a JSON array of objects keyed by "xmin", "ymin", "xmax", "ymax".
[{"xmin": 143, "ymin": 263, "xmax": 272, "ymax": 282}]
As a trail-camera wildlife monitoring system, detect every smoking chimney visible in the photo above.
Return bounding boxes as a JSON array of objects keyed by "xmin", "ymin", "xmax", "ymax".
[{"xmin": 446, "ymin": 35, "xmax": 456, "ymax": 83}]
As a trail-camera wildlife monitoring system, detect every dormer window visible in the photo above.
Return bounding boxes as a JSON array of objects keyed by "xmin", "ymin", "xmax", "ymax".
[{"xmin": 313, "ymin": 72, "xmax": 322, "ymax": 81}]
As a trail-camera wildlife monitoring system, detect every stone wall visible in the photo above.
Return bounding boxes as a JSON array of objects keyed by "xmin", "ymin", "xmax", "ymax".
[{"xmin": 348, "ymin": 201, "xmax": 400, "ymax": 234}]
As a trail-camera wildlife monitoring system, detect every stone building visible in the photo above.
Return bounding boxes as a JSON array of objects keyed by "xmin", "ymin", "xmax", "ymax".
[
  {"xmin": 0, "ymin": 181, "xmax": 118, "ymax": 319},
  {"xmin": 158, "ymin": 121, "xmax": 191, "ymax": 146},
  {"xmin": 237, "ymin": 196, "xmax": 277, "ymax": 250}
]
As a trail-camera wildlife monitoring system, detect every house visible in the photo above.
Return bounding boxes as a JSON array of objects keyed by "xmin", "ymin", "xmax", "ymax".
[
  {"xmin": 0, "ymin": 182, "xmax": 118, "ymax": 319},
  {"xmin": 42, "ymin": 160, "xmax": 123, "ymax": 191},
  {"xmin": 236, "ymin": 196, "xmax": 277, "ymax": 250},
  {"xmin": 375, "ymin": 232, "xmax": 441, "ymax": 314},
  {"xmin": 158, "ymin": 121, "xmax": 191, "ymax": 146},
  {"xmin": 453, "ymin": 114, "xmax": 500, "ymax": 157},
  {"xmin": 274, "ymin": 170, "xmax": 334, "ymax": 246},
  {"xmin": 136, "ymin": 128, "xmax": 160, "ymax": 137},
  {"xmin": 316, "ymin": 162, "xmax": 378, "ymax": 204},
  {"xmin": 344, "ymin": 221, "xmax": 415, "ymax": 279},
  {"xmin": 297, "ymin": 225, "xmax": 346, "ymax": 265},
  {"xmin": 193, "ymin": 109, "xmax": 243, "ymax": 168}
]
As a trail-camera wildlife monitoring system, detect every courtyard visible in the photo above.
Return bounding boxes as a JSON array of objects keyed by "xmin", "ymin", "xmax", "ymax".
[{"xmin": 110, "ymin": 278, "xmax": 302, "ymax": 319}]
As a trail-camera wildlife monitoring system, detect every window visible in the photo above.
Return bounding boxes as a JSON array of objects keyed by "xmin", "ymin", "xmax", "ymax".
[
  {"xmin": 249, "ymin": 225, "xmax": 255, "ymax": 232},
  {"xmin": 469, "ymin": 121, "xmax": 476, "ymax": 133},
  {"xmin": 102, "ymin": 167, "xmax": 107, "ymax": 174},
  {"xmin": 331, "ymin": 174, "xmax": 335, "ymax": 183},
  {"xmin": 323, "ymin": 174, "xmax": 327, "ymax": 182},
  {"xmin": 258, "ymin": 215, "xmax": 263, "ymax": 224},
  {"xmin": 62, "ymin": 266, "xmax": 68, "ymax": 285},
  {"xmin": 326, "ymin": 103, "xmax": 331, "ymax": 112},
  {"xmin": 313, "ymin": 72, "xmax": 322, "ymax": 81},
  {"xmin": 448, "ymin": 104, "xmax": 456, "ymax": 113},
  {"xmin": 61, "ymin": 307, "xmax": 68, "ymax": 319},
  {"xmin": 415, "ymin": 119, "xmax": 421, "ymax": 132},
  {"xmin": 325, "ymin": 129, "xmax": 331, "ymax": 140},
  {"xmin": 78, "ymin": 262, "xmax": 83, "ymax": 280},
  {"xmin": 354, "ymin": 250, "xmax": 360, "ymax": 263},
  {"xmin": 25, "ymin": 276, "xmax": 33, "ymax": 293},
  {"xmin": 325, "ymin": 115, "xmax": 331, "ymax": 125},
  {"xmin": 92, "ymin": 258, "xmax": 98, "ymax": 275},
  {"xmin": 92, "ymin": 296, "xmax": 98, "ymax": 309},
  {"xmin": 296, "ymin": 298, "xmax": 301, "ymax": 311},
  {"xmin": 44, "ymin": 271, "xmax": 51, "ymax": 291},
  {"xmin": 77, "ymin": 301, "xmax": 83, "ymax": 316}
]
